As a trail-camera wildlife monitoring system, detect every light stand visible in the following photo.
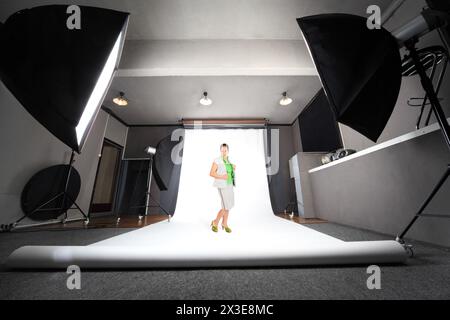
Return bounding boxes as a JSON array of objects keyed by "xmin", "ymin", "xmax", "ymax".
[
  {"xmin": 128, "ymin": 147, "xmax": 171, "ymax": 223},
  {"xmin": 396, "ymin": 39, "xmax": 450, "ymax": 243},
  {"xmin": 2, "ymin": 150, "xmax": 89, "ymax": 232},
  {"xmin": 296, "ymin": 3, "xmax": 450, "ymax": 250}
]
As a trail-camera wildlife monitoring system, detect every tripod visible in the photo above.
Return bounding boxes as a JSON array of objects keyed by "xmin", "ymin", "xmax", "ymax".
[
  {"xmin": 396, "ymin": 40, "xmax": 450, "ymax": 244},
  {"xmin": 127, "ymin": 156, "xmax": 171, "ymax": 223},
  {"xmin": 2, "ymin": 150, "xmax": 89, "ymax": 232}
]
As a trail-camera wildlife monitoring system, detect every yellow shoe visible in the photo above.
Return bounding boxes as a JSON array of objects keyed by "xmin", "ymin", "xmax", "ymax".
[
  {"xmin": 222, "ymin": 225, "xmax": 232, "ymax": 233},
  {"xmin": 210, "ymin": 221, "xmax": 218, "ymax": 232}
]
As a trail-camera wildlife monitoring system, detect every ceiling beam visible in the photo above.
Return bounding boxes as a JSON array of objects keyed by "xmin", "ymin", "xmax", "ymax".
[{"xmin": 117, "ymin": 39, "xmax": 317, "ymax": 77}]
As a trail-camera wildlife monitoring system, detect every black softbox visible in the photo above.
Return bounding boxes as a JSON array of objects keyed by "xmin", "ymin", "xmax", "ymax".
[
  {"xmin": 153, "ymin": 135, "xmax": 182, "ymax": 191},
  {"xmin": 297, "ymin": 14, "xmax": 402, "ymax": 142},
  {"xmin": 0, "ymin": 5, "xmax": 129, "ymax": 153}
]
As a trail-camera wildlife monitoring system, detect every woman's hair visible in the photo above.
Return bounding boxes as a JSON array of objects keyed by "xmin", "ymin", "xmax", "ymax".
[{"xmin": 220, "ymin": 143, "xmax": 229, "ymax": 150}]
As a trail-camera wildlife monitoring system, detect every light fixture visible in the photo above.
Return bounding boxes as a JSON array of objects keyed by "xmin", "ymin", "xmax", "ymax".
[
  {"xmin": 0, "ymin": 5, "xmax": 130, "ymax": 154},
  {"xmin": 296, "ymin": 2, "xmax": 450, "ymax": 244},
  {"xmin": 199, "ymin": 91, "xmax": 212, "ymax": 106},
  {"xmin": 144, "ymin": 146, "xmax": 156, "ymax": 155},
  {"xmin": 113, "ymin": 91, "xmax": 128, "ymax": 107},
  {"xmin": 279, "ymin": 91, "xmax": 293, "ymax": 106},
  {"xmin": 0, "ymin": 5, "xmax": 129, "ymax": 231}
]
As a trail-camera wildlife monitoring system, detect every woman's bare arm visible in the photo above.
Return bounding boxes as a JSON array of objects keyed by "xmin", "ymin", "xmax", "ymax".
[{"xmin": 210, "ymin": 162, "xmax": 228, "ymax": 179}]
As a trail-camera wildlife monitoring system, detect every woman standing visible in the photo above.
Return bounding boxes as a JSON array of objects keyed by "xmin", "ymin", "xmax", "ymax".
[{"xmin": 209, "ymin": 143, "xmax": 235, "ymax": 233}]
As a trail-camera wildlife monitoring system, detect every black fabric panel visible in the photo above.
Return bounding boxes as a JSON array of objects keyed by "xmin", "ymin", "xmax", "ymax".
[
  {"xmin": 0, "ymin": 6, "xmax": 129, "ymax": 152},
  {"xmin": 115, "ymin": 160, "xmax": 149, "ymax": 216},
  {"xmin": 297, "ymin": 14, "xmax": 402, "ymax": 142},
  {"xmin": 299, "ymin": 88, "xmax": 343, "ymax": 152}
]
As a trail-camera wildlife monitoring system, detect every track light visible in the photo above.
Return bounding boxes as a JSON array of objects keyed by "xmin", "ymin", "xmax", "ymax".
[
  {"xmin": 199, "ymin": 91, "xmax": 212, "ymax": 106},
  {"xmin": 113, "ymin": 91, "xmax": 128, "ymax": 106},
  {"xmin": 279, "ymin": 92, "xmax": 293, "ymax": 106}
]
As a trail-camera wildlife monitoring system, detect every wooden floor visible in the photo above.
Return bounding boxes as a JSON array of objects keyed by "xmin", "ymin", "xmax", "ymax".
[
  {"xmin": 16, "ymin": 212, "xmax": 326, "ymax": 231},
  {"xmin": 275, "ymin": 213, "xmax": 327, "ymax": 224}
]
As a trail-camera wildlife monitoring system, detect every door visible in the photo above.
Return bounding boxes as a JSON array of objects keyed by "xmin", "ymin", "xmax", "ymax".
[{"xmin": 90, "ymin": 139, "xmax": 122, "ymax": 214}]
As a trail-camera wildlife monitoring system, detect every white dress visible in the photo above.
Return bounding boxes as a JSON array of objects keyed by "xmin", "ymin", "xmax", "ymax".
[{"xmin": 213, "ymin": 157, "xmax": 234, "ymax": 210}]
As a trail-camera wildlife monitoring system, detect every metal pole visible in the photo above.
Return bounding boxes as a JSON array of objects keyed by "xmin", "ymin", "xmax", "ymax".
[
  {"xmin": 144, "ymin": 156, "xmax": 153, "ymax": 216},
  {"xmin": 61, "ymin": 150, "xmax": 75, "ymax": 222},
  {"xmin": 397, "ymin": 42, "xmax": 450, "ymax": 241},
  {"xmin": 406, "ymin": 42, "xmax": 450, "ymax": 151},
  {"xmin": 397, "ymin": 164, "xmax": 450, "ymax": 240}
]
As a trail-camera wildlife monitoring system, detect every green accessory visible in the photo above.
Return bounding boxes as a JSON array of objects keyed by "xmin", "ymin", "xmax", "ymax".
[{"xmin": 223, "ymin": 157, "xmax": 234, "ymax": 185}]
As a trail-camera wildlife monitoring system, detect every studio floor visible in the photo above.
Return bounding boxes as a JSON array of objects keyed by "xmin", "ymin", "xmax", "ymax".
[{"xmin": 0, "ymin": 217, "xmax": 449, "ymax": 300}]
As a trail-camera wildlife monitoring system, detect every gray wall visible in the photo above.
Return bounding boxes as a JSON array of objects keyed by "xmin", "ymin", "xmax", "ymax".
[
  {"xmin": 310, "ymin": 129, "xmax": 450, "ymax": 247},
  {"xmin": 105, "ymin": 115, "xmax": 128, "ymax": 147},
  {"xmin": 0, "ymin": 81, "xmax": 128, "ymax": 225},
  {"xmin": 291, "ymin": 118, "xmax": 303, "ymax": 154}
]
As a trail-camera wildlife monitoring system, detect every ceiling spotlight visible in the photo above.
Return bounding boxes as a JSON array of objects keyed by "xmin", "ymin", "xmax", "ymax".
[
  {"xmin": 199, "ymin": 91, "xmax": 212, "ymax": 106},
  {"xmin": 279, "ymin": 91, "xmax": 293, "ymax": 106},
  {"xmin": 113, "ymin": 91, "xmax": 128, "ymax": 106}
]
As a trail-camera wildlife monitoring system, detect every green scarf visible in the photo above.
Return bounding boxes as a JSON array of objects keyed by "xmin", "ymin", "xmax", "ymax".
[{"xmin": 222, "ymin": 157, "xmax": 234, "ymax": 185}]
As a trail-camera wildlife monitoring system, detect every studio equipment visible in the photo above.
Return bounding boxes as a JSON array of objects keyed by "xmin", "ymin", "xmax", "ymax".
[
  {"xmin": 0, "ymin": 5, "xmax": 129, "ymax": 231},
  {"xmin": 297, "ymin": 0, "xmax": 450, "ymax": 247},
  {"xmin": 122, "ymin": 134, "xmax": 182, "ymax": 223}
]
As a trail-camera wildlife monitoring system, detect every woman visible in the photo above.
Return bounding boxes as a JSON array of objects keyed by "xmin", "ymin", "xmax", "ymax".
[{"xmin": 209, "ymin": 143, "xmax": 235, "ymax": 233}]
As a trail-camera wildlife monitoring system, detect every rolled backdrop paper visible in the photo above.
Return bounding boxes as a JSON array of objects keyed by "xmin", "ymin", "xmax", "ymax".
[{"xmin": 7, "ymin": 129, "xmax": 407, "ymax": 269}]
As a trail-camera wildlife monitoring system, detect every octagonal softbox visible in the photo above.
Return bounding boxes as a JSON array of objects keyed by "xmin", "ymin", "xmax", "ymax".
[
  {"xmin": 297, "ymin": 14, "xmax": 402, "ymax": 142},
  {"xmin": 0, "ymin": 5, "xmax": 129, "ymax": 153}
]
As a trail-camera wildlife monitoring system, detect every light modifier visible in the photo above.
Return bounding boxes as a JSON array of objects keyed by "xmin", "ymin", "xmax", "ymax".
[
  {"xmin": 297, "ymin": 5, "xmax": 450, "ymax": 244},
  {"xmin": 297, "ymin": 14, "xmax": 402, "ymax": 142},
  {"xmin": 0, "ymin": 5, "xmax": 129, "ymax": 153}
]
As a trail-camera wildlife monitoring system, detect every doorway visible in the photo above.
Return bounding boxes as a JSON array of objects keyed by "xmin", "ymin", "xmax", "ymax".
[{"xmin": 90, "ymin": 139, "xmax": 123, "ymax": 214}]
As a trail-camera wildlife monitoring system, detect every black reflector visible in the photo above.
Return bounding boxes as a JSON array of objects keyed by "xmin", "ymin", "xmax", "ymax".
[
  {"xmin": 0, "ymin": 5, "xmax": 129, "ymax": 153},
  {"xmin": 21, "ymin": 165, "xmax": 81, "ymax": 221},
  {"xmin": 297, "ymin": 14, "xmax": 402, "ymax": 142}
]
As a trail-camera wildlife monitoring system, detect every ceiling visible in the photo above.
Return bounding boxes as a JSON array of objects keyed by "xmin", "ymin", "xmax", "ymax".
[
  {"xmin": 0, "ymin": 0, "xmax": 391, "ymax": 40},
  {"xmin": 105, "ymin": 76, "xmax": 321, "ymax": 125},
  {"xmin": 0, "ymin": 0, "xmax": 391, "ymax": 125}
]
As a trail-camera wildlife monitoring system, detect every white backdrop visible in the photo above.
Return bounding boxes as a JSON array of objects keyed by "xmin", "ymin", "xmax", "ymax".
[
  {"xmin": 173, "ymin": 128, "xmax": 273, "ymax": 224},
  {"xmin": 7, "ymin": 129, "xmax": 408, "ymax": 268}
]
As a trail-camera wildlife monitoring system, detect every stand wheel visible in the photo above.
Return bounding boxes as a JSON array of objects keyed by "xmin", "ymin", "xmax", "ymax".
[
  {"xmin": 406, "ymin": 246, "xmax": 414, "ymax": 257},
  {"xmin": 1, "ymin": 224, "xmax": 15, "ymax": 232},
  {"xmin": 116, "ymin": 217, "xmax": 121, "ymax": 225},
  {"xmin": 84, "ymin": 219, "xmax": 90, "ymax": 226},
  {"xmin": 138, "ymin": 215, "xmax": 143, "ymax": 221}
]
